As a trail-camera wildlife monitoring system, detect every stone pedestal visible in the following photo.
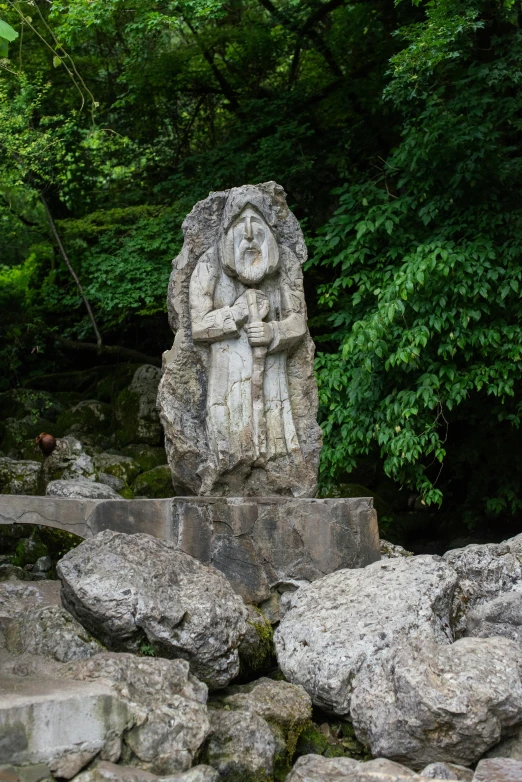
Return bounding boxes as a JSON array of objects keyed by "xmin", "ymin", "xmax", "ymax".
[{"xmin": 0, "ymin": 495, "xmax": 379, "ymax": 605}]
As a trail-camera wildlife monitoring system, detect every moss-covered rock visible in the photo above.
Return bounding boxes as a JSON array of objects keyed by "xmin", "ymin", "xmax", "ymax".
[
  {"xmin": 114, "ymin": 365, "xmax": 163, "ymax": 446},
  {"xmin": 18, "ymin": 439, "xmax": 44, "ymax": 463},
  {"xmin": 238, "ymin": 606, "xmax": 275, "ymax": 679},
  {"xmin": 94, "ymin": 452, "xmax": 141, "ymax": 485},
  {"xmin": 56, "ymin": 399, "xmax": 113, "ymax": 436},
  {"xmin": 294, "ymin": 719, "xmax": 370, "ymax": 763},
  {"xmin": 12, "ymin": 535, "xmax": 49, "ymax": 567},
  {"xmin": 121, "ymin": 444, "xmax": 167, "ymax": 472},
  {"xmin": 0, "ymin": 457, "xmax": 40, "ymax": 495},
  {"xmin": 0, "ymin": 416, "xmax": 58, "ymax": 457},
  {"xmin": 131, "ymin": 464, "xmax": 173, "ymax": 498},
  {"xmin": 94, "ymin": 363, "xmax": 143, "ymax": 402},
  {"xmin": 209, "ymin": 678, "xmax": 312, "ymax": 781}
]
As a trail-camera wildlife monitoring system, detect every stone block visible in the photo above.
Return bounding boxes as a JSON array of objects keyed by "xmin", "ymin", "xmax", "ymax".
[
  {"xmin": 0, "ymin": 675, "xmax": 131, "ymax": 777},
  {"xmin": 170, "ymin": 496, "xmax": 380, "ymax": 603},
  {"xmin": 0, "ymin": 495, "xmax": 379, "ymax": 604}
]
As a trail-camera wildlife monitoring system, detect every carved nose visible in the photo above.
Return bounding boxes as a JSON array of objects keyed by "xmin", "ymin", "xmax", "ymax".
[{"xmin": 244, "ymin": 216, "xmax": 253, "ymax": 240}]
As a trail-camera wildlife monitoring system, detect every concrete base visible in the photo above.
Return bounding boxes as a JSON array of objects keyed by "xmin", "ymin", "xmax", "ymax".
[{"xmin": 0, "ymin": 495, "xmax": 380, "ymax": 604}]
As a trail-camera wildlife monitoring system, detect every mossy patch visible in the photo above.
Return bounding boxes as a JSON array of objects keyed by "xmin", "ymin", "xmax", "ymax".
[
  {"xmin": 238, "ymin": 606, "xmax": 276, "ymax": 680},
  {"xmin": 132, "ymin": 465, "xmax": 174, "ymax": 498},
  {"xmin": 121, "ymin": 444, "xmax": 167, "ymax": 472},
  {"xmin": 56, "ymin": 400, "xmax": 113, "ymax": 436}
]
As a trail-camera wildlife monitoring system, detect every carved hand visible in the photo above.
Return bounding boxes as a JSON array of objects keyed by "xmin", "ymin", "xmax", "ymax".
[
  {"xmin": 231, "ymin": 290, "xmax": 269, "ymax": 326},
  {"xmin": 246, "ymin": 321, "xmax": 274, "ymax": 347}
]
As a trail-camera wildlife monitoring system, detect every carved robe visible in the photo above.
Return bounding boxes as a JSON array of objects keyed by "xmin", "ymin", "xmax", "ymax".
[{"xmin": 189, "ymin": 243, "xmax": 307, "ymax": 486}]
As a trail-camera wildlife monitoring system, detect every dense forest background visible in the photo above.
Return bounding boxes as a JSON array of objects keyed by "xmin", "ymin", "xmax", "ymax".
[{"xmin": 2, "ymin": 0, "xmax": 522, "ymax": 547}]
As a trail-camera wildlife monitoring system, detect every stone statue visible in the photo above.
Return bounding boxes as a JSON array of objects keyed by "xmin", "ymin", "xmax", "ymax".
[{"xmin": 157, "ymin": 182, "xmax": 322, "ymax": 496}]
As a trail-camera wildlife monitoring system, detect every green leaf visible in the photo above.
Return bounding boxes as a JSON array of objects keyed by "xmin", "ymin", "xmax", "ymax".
[{"xmin": 0, "ymin": 19, "xmax": 19, "ymax": 42}]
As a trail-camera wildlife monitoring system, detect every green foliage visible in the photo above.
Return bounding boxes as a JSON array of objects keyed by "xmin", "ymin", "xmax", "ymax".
[{"xmin": 311, "ymin": 0, "xmax": 522, "ymax": 522}]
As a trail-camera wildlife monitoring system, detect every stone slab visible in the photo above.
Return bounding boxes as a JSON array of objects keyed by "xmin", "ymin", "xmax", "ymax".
[
  {"xmin": 0, "ymin": 495, "xmax": 380, "ymax": 603},
  {"xmin": 0, "ymin": 674, "xmax": 131, "ymax": 775}
]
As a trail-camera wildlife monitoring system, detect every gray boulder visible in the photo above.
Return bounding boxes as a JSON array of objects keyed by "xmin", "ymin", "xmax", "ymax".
[
  {"xmin": 380, "ymin": 540, "xmax": 414, "ymax": 559},
  {"xmin": 115, "ymin": 366, "xmax": 163, "ymax": 446},
  {"xmin": 0, "ymin": 457, "xmax": 40, "ymax": 495},
  {"xmin": 284, "ymin": 755, "xmax": 421, "ymax": 781},
  {"xmin": 485, "ymin": 726, "xmax": 522, "ymax": 761},
  {"xmin": 351, "ymin": 637, "xmax": 522, "ymax": 769},
  {"xmin": 205, "ymin": 708, "xmax": 276, "ymax": 781},
  {"xmin": 444, "ymin": 536, "xmax": 522, "ymax": 635},
  {"xmin": 218, "ymin": 677, "xmax": 312, "ymax": 734},
  {"xmin": 72, "ymin": 762, "xmax": 218, "ymax": 782},
  {"xmin": 464, "ymin": 592, "xmax": 522, "ymax": 643},
  {"xmin": 62, "ymin": 653, "xmax": 210, "ymax": 775},
  {"xmin": 6, "ymin": 604, "xmax": 102, "ymax": 662},
  {"xmin": 57, "ymin": 530, "xmax": 247, "ymax": 688},
  {"xmin": 274, "ymin": 556, "xmax": 457, "ymax": 716},
  {"xmin": 93, "ymin": 453, "xmax": 141, "ymax": 486},
  {"xmin": 473, "ymin": 758, "xmax": 522, "ymax": 781},
  {"xmin": 39, "ymin": 436, "xmax": 97, "ymax": 490},
  {"xmin": 57, "ymin": 400, "xmax": 112, "ymax": 437},
  {"xmin": 46, "ymin": 478, "xmax": 121, "ymax": 499},
  {"xmin": 420, "ymin": 763, "xmax": 473, "ymax": 780},
  {"xmin": 0, "ymin": 580, "xmax": 61, "ymax": 629}
]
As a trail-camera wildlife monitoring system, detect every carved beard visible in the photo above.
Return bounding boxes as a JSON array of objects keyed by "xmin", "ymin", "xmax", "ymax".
[{"xmin": 234, "ymin": 239, "xmax": 270, "ymax": 285}]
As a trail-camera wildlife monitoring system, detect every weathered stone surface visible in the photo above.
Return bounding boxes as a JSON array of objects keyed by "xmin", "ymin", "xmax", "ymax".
[
  {"xmin": 170, "ymin": 496, "xmax": 380, "ymax": 604},
  {"xmin": 0, "ymin": 580, "xmax": 61, "ymax": 629},
  {"xmin": 97, "ymin": 473, "xmax": 129, "ymax": 496},
  {"xmin": 0, "ymin": 458, "xmax": 40, "ymax": 495},
  {"xmin": 473, "ymin": 758, "xmax": 522, "ymax": 781},
  {"xmin": 218, "ymin": 677, "xmax": 312, "ymax": 732},
  {"xmin": 274, "ymin": 556, "xmax": 457, "ymax": 716},
  {"xmin": 420, "ymin": 763, "xmax": 473, "ymax": 780},
  {"xmin": 0, "ymin": 673, "xmax": 132, "ymax": 778},
  {"xmin": 57, "ymin": 401, "xmax": 112, "ymax": 437},
  {"xmin": 205, "ymin": 708, "xmax": 276, "ymax": 781},
  {"xmin": 464, "ymin": 592, "xmax": 522, "ymax": 643},
  {"xmin": 485, "ymin": 728, "xmax": 522, "ymax": 761},
  {"xmin": 33, "ymin": 556, "xmax": 52, "ymax": 573},
  {"xmin": 380, "ymin": 540, "xmax": 414, "ymax": 559},
  {"xmin": 62, "ymin": 653, "xmax": 210, "ymax": 774},
  {"xmin": 39, "ymin": 436, "xmax": 97, "ymax": 490},
  {"xmin": 0, "ymin": 496, "xmax": 379, "ymax": 604},
  {"xmin": 46, "ymin": 478, "xmax": 121, "ymax": 499},
  {"xmin": 284, "ymin": 755, "xmax": 425, "ymax": 782},
  {"xmin": 71, "ymin": 761, "xmax": 219, "ymax": 782},
  {"xmin": 0, "ymin": 762, "xmax": 53, "ymax": 782},
  {"xmin": 351, "ymin": 637, "xmax": 522, "ymax": 769},
  {"xmin": 157, "ymin": 181, "xmax": 322, "ymax": 498},
  {"xmin": 57, "ymin": 530, "xmax": 247, "ymax": 687},
  {"xmin": 115, "ymin": 366, "xmax": 163, "ymax": 447},
  {"xmin": 443, "ymin": 535, "xmax": 522, "ymax": 635},
  {"xmin": 6, "ymin": 604, "xmax": 102, "ymax": 662}
]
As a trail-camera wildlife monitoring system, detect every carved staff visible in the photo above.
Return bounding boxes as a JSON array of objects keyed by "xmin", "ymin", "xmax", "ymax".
[{"xmin": 246, "ymin": 289, "xmax": 268, "ymax": 460}]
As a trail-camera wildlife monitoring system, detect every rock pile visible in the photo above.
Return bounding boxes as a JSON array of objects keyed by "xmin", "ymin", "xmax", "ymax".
[{"xmin": 3, "ymin": 529, "xmax": 522, "ymax": 781}]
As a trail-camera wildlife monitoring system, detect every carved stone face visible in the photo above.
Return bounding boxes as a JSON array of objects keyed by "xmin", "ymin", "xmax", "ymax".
[{"xmin": 223, "ymin": 205, "xmax": 279, "ymax": 285}]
